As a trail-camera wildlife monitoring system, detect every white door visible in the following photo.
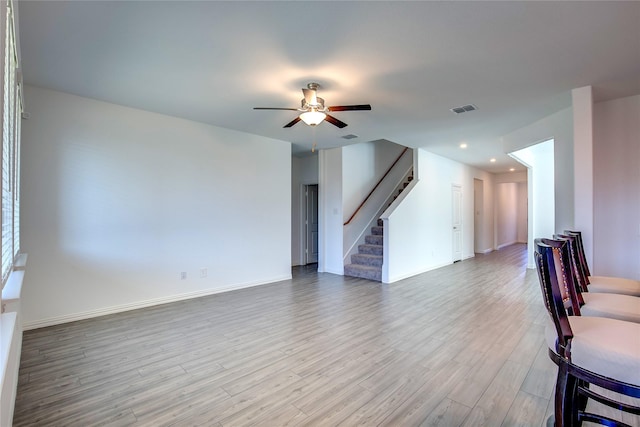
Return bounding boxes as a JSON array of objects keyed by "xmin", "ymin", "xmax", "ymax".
[
  {"xmin": 305, "ymin": 184, "xmax": 319, "ymax": 264},
  {"xmin": 473, "ymin": 179, "xmax": 483, "ymax": 254},
  {"xmin": 452, "ymin": 184, "xmax": 462, "ymax": 262}
]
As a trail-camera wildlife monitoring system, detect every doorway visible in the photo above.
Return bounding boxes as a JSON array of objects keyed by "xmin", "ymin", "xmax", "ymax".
[
  {"xmin": 304, "ymin": 184, "xmax": 319, "ymax": 264},
  {"xmin": 452, "ymin": 184, "xmax": 462, "ymax": 262},
  {"xmin": 509, "ymin": 139, "xmax": 555, "ymax": 269},
  {"xmin": 473, "ymin": 178, "xmax": 484, "ymax": 254}
]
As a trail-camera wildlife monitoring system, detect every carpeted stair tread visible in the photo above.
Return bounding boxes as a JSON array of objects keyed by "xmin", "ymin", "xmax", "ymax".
[
  {"xmin": 358, "ymin": 244, "xmax": 383, "ymax": 255},
  {"xmin": 351, "ymin": 253, "xmax": 383, "ymax": 267},
  {"xmin": 371, "ymin": 226, "xmax": 384, "ymax": 235},
  {"xmin": 365, "ymin": 234, "xmax": 383, "ymax": 245}
]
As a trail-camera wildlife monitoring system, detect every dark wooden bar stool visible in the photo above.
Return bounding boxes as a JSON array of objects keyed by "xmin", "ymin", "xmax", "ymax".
[
  {"xmin": 550, "ymin": 234, "xmax": 640, "ymax": 323},
  {"xmin": 565, "ymin": 230, "xmax": 640, "ymax": 297},
  {"xmin": 534, "ymin": 238, "xmax": 640, "ymax": 426}
]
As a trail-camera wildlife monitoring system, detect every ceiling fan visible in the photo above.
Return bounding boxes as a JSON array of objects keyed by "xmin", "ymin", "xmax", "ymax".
[{"xmin": 254, "ymin": 82, "xmax": 372, "ymax": 128}]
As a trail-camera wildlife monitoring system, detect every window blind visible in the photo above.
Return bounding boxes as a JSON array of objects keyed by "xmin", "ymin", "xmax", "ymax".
[{"xmin": 1, "ymin": 0, "xmax": 19, "ymax": 285}]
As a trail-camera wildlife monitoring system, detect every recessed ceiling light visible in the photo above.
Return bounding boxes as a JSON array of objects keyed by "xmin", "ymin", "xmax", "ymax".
[
  {"xmin": 459, "ymin": 143, "xmax": 467, "ymax": 149},
  {"xmin": 509, "ymin": 168, "xmax": 515, "ymax": 172},
  {"xmin": 490, "ymin": 158, "xmax": 496, "ymax": 163}
]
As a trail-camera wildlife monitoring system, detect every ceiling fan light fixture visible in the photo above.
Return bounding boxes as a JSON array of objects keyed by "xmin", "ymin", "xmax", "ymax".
[
  {"xmin": 254, "ymin": 83, "xmax": 370, "ymax": 128},
  {"xmin": 300, "ymin": 110, "xmax": 326, "ymax": 126}
]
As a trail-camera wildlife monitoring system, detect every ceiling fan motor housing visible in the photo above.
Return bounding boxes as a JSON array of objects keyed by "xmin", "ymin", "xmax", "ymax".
[{"xmin": 301, "ymin": 97, "xmax": 325, "ymax": 111}]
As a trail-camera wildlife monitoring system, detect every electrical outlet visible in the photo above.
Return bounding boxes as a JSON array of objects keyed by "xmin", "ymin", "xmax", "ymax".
[
  {"xmin": 180, "ymin": 272, "xmax": 187, "ymax": 280},
  {"xmin": 200, "ymin": 268, "xmax": 208, "ymax": 278}
]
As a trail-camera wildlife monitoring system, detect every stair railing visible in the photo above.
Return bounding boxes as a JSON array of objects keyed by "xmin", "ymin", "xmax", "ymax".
[{"xmin": 343, "ymin": 147, "xmax": 409, "ymax": 226}]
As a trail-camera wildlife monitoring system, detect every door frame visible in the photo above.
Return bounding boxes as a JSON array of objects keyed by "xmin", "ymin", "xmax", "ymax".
[
  {"xmin": 303, "ymin": 183, "xmax": 319, "ymax": 265},
  {"xmin": 473, "ymin": 178, "xmax": 484, "ymax": 254},
  {"xmin": 452, "ymin": 184, "xmax": 463, "ymax": 262}
]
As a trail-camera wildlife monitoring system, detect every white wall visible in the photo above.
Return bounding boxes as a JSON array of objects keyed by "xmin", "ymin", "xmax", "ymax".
[
  {"xmin": 342, "ymin": 141, "xmax": 411, "ymax": 262},
  {"xmin": 593, "ymin": 94, "xmax": 640, "ymax": 280},
  {"xmin": 503, "ymin": 107, "xmax": 573, "ymax": 233},
  {"xmin": 496, "ymin": 183, "xmax": 518, "ymax": 249},
  {"xmin": 511, "ymin": 139, "xmax": 555, "ymax": 268},
  {"xmin": 502, "ymin": 92, "xmax": 639, "ymax": 279},
  {"xmin": 291, "ymin": 154, "xmax": 318, "ymax": 266},
  {"xmin": 317, "ymin": 148, "xmax": 343, "ymax": 275},
  {"xmin": 572, "ymin": 86, "xmax": 594, "ymax": 269},
  {"xmin": 342, "ymin": 140, "xmax": 405, "ymax": 223},
  {"xmin": 20, "ymin": 86, "xmax": 292, "ymax": 328},
  {"xmin": 383, "ymin": 149, "xmax": 492, "ymax": 283},
  {"xmin": 475, "ymin": 175, "xmax": 495, "ymax": 254},
  {"xmin": 493, "ymin": 171, "xmax": 527, "ymax": 250},
  {"xmin": 517, "ymin": 181, "xmax": 528, "ymax": 243}
]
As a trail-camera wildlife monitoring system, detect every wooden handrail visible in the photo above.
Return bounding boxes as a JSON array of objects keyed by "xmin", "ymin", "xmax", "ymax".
[{"xmin": 344, "ymin": 147, "xmax": 409, "ymax": 226}]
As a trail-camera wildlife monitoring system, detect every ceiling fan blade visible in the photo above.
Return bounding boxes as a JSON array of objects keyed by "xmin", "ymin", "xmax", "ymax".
[
  {"xmin": 254, "ymin": 107, "xmax": 299, "ymax": 110},
  {"xmin": 302, "ymin": 88, "xmax": 318, "ymax": 106},
  {"xmin": 327, "ymin": 104, "xmax": 372, "ymax": 112},
  {"xmin": 283, "ymin": 117, "xmax": 301, "ymax": 128},
  {"xmin": 325, "ymin": 114, "xmax": 348, "ymax": 128}
]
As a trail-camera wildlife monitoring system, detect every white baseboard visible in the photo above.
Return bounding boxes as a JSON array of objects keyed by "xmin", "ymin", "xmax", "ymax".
[
  {"xmin": 22, "ymin": 274, "xmax": 292, "ymax": 330},
  {"xmin": 476, "ymin": 248, "xmax": 494, "ymax": 254},
  {"xmin": 384, "ymin": 261, "xmax": 451, "ymax": 284},
  {"xmin": 497, "ymin": 241, "xmax": 518, "ymax": 250},
  {"xmin": 318, "ymin": 267, "xmax": 344, "ymax": 275}
]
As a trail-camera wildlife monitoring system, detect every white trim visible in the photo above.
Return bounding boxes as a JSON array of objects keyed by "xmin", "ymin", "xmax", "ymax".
[
  {"xmin": 1, "ymin": 311, "xmax": 20, "ymax": 427},
  {"xmin": 497, "ymin": 241, "xmax": 518, "ymax": 250},
  {"xmin": 1, "ymin": 269, "xmax": 23, "ymax": 314},
  {"xmin": 12, "ymin": 252, "xmax": 26, "ymax": 270},
  {"xmin": 384, "ymin": 261, "xmax": 451, "ymax": 284},
  {"xmin": 22, "ymin": 274, "xmax": 291, "ymax": 330}
]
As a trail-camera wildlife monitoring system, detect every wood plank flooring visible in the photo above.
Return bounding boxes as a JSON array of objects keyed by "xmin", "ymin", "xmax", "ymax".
[{"xmin": 11, "ymin": 244, "xmax": 637, "ymax": 426}]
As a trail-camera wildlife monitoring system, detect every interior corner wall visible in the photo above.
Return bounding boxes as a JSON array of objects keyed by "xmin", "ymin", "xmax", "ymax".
[
  {"xmin": 476, "ymin": 172, "xmax": 495, "ymax": 254},
  {"xmin": 516, "ymin": 181, "xmax": 528, "ymax": 243},
  {"xmin": 495, "ymin": 183, "xmax": 518, "ymax": 249},
  {"xmin": 384, "ymin": 149, "xmax": 490, "ymax": 282},
  {"xmin": 493, "ymin": 171, "xmax": 527, "ymax": 251},
  {"xmin": 317, "ymin": 148, "xmax": 343, "ymax": 275},
  {"xmin": 341, "ymin": 140, "xmax": 405, "ymax": 224},
  {"xmin": 20, "ymin": 85, "xmax": 292, "ymax": 328},
  {"xmin": 510, "ymin": 140, "xmax": 555, "ymax": 268},
  {"xmin": 291, "ymin": 154, "xmax": 319, "ymax": 266},
  {"xmin": 593, "ymin": 94, "xmax": 640, "ymax": 280},
  {"xmin": 572, "ymin": 86, "xmax": 594, "ymax": 269},
  {"xmin": 502, "ymin": 107, "xmax": 574, "ymax": 234}
]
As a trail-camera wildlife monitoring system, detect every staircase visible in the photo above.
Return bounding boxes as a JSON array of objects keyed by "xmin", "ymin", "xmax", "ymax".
[
  {"xmin": 344, "ymin": 174, "xmax": 413, "ymax": 282},
  {"xmin": 344, "ymin": 219, "xmax": 385, "ymax": 281}
]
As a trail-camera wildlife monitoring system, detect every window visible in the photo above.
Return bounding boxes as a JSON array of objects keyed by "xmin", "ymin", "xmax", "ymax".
[{"xmin": 1, "ymin": 0, "xmax": 21, "ymax": 289}]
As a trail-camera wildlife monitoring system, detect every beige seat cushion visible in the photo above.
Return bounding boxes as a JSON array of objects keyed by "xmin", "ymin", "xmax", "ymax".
[
  {"xmin": 581, "ymin": 293, "xmax": 640, "ymax": 323},
  {"xmin": 545, "ymin": 316, "xmax": 640, "ymax": 386},
  {"xmin": 589, "ymin": 276, "xmax": 640, "ymax": 297}
]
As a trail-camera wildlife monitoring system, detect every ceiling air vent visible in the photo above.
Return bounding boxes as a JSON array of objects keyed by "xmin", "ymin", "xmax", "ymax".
[
  {"xmin": 450, "ymin": 104, "xmax": 477, "ymax": 114},
  {"xmin": 341, "ymin": 134, "xmax": 359, "ymax": 140}
]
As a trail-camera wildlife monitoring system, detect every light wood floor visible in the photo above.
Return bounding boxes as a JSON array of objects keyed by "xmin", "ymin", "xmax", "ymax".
[{"xmin": 12, "ymin": 244, "xmax": 634, "ymax": 426}]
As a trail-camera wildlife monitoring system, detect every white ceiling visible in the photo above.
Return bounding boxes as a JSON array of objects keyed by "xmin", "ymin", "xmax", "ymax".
[{"xmin": 16, "ymin": 1, "xmax": 640, "ymax": 173}]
